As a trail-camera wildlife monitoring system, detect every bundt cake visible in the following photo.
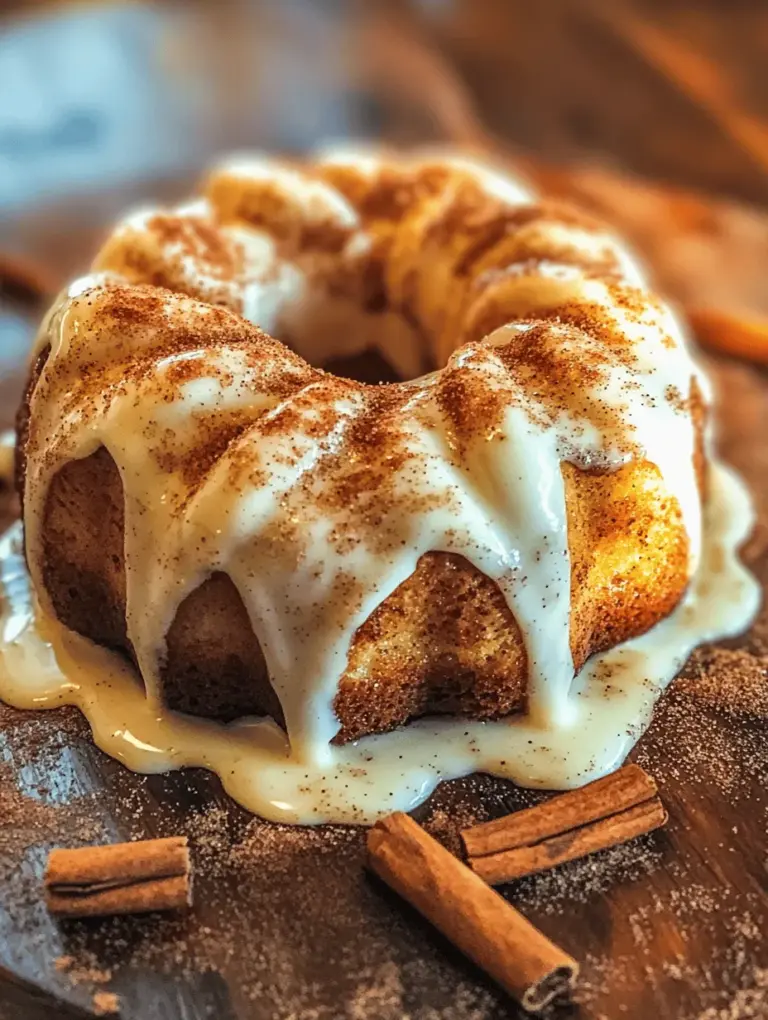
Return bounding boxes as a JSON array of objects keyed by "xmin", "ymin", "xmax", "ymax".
[{"xmin": 9, "ymin": 148, "xmax": 758, "ymax": 821}]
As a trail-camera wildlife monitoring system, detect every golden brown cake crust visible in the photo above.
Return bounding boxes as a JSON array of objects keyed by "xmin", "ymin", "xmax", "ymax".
[
  {"xmin": 18, "ymin": 152, "xmax": 705, "ymax": 745},
  {"xmin": 32, "ymin": 438, "xmax": 692, "ymax": 743}
]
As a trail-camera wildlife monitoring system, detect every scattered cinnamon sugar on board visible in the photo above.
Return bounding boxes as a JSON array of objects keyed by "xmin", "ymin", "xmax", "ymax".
[
  {"xmin": 92, "ymin": 990, "xmax": 120, "ymax": 1016},
  {"xmin": 55, "ymin": 953, "xmax": 112, "ymax": 987}
]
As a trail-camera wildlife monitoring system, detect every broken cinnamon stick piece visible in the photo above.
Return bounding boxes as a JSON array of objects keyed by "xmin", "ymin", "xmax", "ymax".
[
  {"xmin": 687, "ymin": 307, "xmax": 768, "ymax": 364},
  {"xmin": 45, "ymin": 836, "xmax": 192, "ymax": 918},
  {"xmin": 463, "ymin": 764, "xmax": 657, "ymax": 858},
  {"xmin": 469, "ymin": 797, "xmax": 666, "ymax": 884},
  {"xmin": 367, "ymin": 812, "xmax": 578, "ymax": 1013},
  {"xmin": 462, "ymin": 764, "xmax": 666, "ymax": 885}
]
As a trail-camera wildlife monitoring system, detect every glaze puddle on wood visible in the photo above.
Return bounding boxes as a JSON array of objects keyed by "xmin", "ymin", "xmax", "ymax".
[{"xmin": 0, "ymin": 461, "xmax": 758, "ymax": 824}]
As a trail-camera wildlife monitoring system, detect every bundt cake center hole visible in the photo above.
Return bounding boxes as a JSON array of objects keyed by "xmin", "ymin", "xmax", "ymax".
[
  {"xmin": 274, "ymin": 293, "xmax": 434, "ymax": 384},
  {"xmin": 321, "ymin": 349, "xmax": 404, "ymax": 385}
]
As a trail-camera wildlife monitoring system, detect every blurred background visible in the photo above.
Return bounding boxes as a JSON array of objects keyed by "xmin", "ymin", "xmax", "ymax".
[
  {"xmin": 2, "ymin": 0, "xmax": 768, "ymax": 410},
  {"xmin": 2, "ymin": 10, "xmax": 767, "ymax": 1016}
]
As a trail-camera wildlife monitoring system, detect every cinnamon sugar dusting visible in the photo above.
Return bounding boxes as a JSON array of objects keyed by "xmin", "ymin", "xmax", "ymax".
[
  {"xmin": 675, "ymin": 646, "xmax": 768, "ymax": 717},
  {"xmin": 9, "ymin": 147, "xmax": 758, "ymax": 825},
  {"xmin": 146, "ymin": 212, "xmax": 243, "ymax": 279},
  {"xmin": 432, "ymin": 194, "xmax": 613, "ymax": 274},
  {"xmin": 96, "ymin": 213, "xmax": 248, "ymax": 313},
  {"xmin": 208, "ymin": 168, "xmax": 355, "ymax": 254}
]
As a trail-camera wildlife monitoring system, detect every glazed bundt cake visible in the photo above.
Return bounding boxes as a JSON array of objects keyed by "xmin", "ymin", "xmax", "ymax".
[{"xmin": 18, "ymin": 149, "xmax": 710, "ymax": 763}]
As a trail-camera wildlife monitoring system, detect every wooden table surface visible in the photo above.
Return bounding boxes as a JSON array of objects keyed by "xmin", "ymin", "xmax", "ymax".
[{"xmin": 1, "ymin": 3, "xmax": 767, "ymax": 1019}]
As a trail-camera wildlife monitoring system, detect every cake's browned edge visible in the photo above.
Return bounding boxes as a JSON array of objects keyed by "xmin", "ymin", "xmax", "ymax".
[
  {"xmin": 14, "ymin": 161, "xmax": 704, "ymax": 743},
  {"xmin": 16, "ymin": 331, "xmax": 699, "ymax": 744}
]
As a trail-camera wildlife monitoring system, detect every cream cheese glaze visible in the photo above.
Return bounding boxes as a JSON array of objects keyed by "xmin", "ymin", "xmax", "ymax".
[
  {"xmin": 0, "ymin": 148, "xmax": 761, "ymax": 823},
  {"xmin": 0, "ymin": 462, "xmax": 757, "ymax": 823}
]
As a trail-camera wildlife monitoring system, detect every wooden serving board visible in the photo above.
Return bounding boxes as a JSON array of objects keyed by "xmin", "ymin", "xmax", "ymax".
[{"xmin": 0, "ymin": 267, "xmax": 767, "ymax": 1020}]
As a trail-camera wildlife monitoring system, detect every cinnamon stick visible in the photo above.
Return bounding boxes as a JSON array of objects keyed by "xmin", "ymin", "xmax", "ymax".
[
  {"xmin": 462, "ymin": 764, "xmax": 666, "ymax": 885},
  {"xmin": 0, "ymin": 250, "xmax": 55, "ymax": 307},
  {"xmin": 687, "ymin": 307, "xmax": 768, "ymax": 365},
  {"xmin": 45, "ymin": 837, "xmax": 192, "ymax": 918},
  {"xmin": 469, "ymin": 798, "xmax": 666, "ymax": 884},
  {"xmin": 367, "ymin": 812, "xmax": 578, "ymax": 1013}
]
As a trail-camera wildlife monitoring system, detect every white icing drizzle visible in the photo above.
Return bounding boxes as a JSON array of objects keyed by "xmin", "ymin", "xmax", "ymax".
[
  {"xmin": 0, "ymin": 462, "xmax": 757, "ymax": 823},
  {"xmin": 5, "ymin": 149, "xmax": 761, "ymax": 822}
]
